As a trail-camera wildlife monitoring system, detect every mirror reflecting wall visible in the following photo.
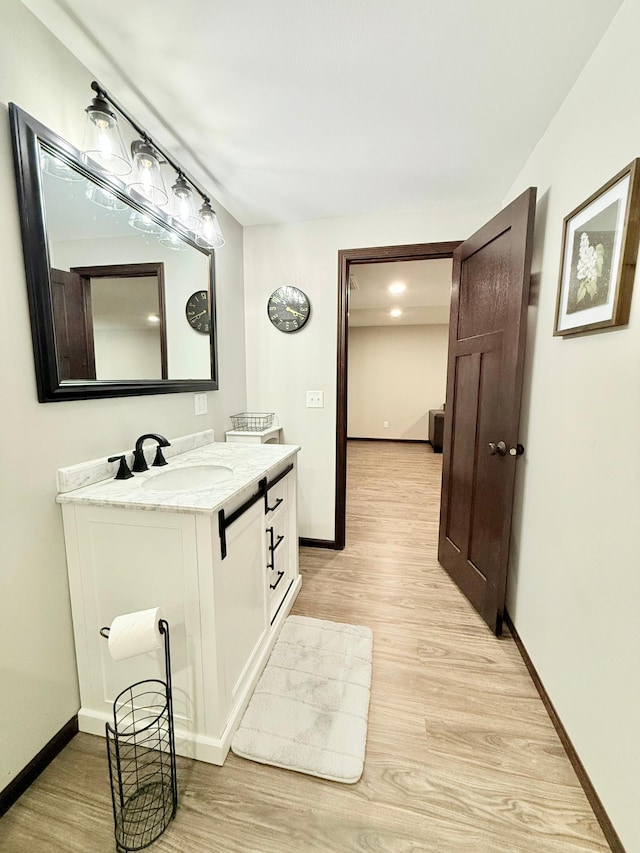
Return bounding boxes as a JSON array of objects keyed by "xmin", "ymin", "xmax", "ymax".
[{"xmin": 10, "ymin": 104, "xmax": 218, "ymax": 402}]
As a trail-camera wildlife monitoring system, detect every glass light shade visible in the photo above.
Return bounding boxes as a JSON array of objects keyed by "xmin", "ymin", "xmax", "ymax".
[
  {"xmin": 81, "ymin": 95, "xmax": 131, "ymax": 177},
  {"xmin": 85, "ymin": 183, "xmax": 128, "ymax": 211},
  {"xmin": 168, "ymin": 175, "xmax": 199, "ymax": 230},
  {"xmin": 128, "ymin": 139, "xmax": 168, "ymax": 206},
  {"xmin": 128, "ymin": 209, "xmax": 164, "ymax": 235},
  {"xmin": 158, "ymin": 229, "xmax": 188, "ymax": 251},
  {"xmin": 40, "ymin": 148, "xmax": 84, "ymax": 182},
  {"xmin": 196, "ymin": 201, "xmax": 225, "ymax": 249}
]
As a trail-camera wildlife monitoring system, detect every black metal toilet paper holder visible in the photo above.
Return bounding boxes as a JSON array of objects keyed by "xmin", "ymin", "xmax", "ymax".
[{"xmin": 99, "ymin": 619, "xmax": 177, "ymax": 852}]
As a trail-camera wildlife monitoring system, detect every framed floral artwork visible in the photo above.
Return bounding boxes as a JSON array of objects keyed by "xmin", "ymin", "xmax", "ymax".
[{"xmin": 554, "ymin": 159, "xmax": 640, "ymax": 335}]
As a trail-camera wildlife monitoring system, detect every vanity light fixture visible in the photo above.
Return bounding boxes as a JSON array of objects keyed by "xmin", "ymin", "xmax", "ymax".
[
  {"xmin": 390, "ymin": 308, "xmax": 403, "ymax": 318},
  {"xmin": 80, "ymin": 81, "xmax": 224, "ymax": 249},
  {"xmin": 81, "ymin": 90, "xmax": 131, "ymax": 177},
  {"xmin": 129, "ymin": 139, "xmax": 168, "ymax": 207},
  {"xmin": 196, "ymin": 200, "xmax": 225, "ymax": 249},
  {"xmin": 388, "ymin": 282, "xmax": 406, "ymax": 295},
  {"xmin": 168, "ymin": 174, "xmax": 200, "ymax": 231}
]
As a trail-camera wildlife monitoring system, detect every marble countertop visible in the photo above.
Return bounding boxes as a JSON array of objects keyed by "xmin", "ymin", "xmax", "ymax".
[{"xmin": 57, "ymin": 440, "xmax": 300, "ymax": 515}]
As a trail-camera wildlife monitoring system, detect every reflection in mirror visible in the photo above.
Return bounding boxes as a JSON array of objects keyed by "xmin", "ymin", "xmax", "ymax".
[
  {"xmin": 40, "ymin": 153, "xmax": 211, "ymax": 382},
  {"xmin": 9, "ymin": 104, "xmax": 218, "ymax": 402},
  {"xmin": 89, "ymin": 273, "xmax": 164, "ymax": 380},
  {"xmin": 52, "ymin": 263, "xmax": 167, "ymax": 381}
]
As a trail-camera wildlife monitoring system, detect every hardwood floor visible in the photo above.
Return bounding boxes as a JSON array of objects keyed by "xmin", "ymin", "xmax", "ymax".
[{"xmin": 0, "ymin": 440, "xmax": 609, "ymax": 852}]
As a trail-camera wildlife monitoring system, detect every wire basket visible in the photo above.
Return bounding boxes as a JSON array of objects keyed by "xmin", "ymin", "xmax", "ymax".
[
  {"xmin": 230, "ymin": 412, "xmax": 274, "ymax": 431},
  {"xmin": 104, "ymin": 623, "xmax": 177, "ymax": 852}
]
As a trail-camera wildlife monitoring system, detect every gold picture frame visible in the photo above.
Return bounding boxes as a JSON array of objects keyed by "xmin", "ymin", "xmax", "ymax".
[{"xmin": 554, "ymin": 159, "xmax": 640, "ymax": 336}]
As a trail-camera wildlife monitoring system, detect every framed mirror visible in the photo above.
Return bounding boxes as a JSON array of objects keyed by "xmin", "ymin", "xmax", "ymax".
[{"xmin": 9, "ymin": 104, "xmax": 218, "ymax": 402}]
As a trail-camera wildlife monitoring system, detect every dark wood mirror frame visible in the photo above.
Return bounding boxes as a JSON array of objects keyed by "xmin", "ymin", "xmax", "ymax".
[{"xmin": 9, "ymin": 103, "xmax": 219, "ymax": 402}]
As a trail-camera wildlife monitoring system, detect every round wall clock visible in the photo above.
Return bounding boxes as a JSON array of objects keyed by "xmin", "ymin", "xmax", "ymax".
[
  {"xmin": 267, "ymin": 286, "xmax": 310, "ymax": 333},
  {"xmin": 185, "ymin": 290, "xmax": 210, "ymax": 334}
]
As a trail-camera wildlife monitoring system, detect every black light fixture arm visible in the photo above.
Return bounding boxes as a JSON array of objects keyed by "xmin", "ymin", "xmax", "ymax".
[{"xmin": 90, "ymin": 80, "xmax": 211, "ymax": 207}]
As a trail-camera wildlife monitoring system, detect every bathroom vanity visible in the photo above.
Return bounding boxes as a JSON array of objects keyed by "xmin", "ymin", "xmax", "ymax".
[{"xmin": 57, "ymin": 431, "xmax": 300, "ymax": 764}]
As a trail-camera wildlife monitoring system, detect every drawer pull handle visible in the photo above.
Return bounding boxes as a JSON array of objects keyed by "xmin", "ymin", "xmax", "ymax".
[
  {"xmin": 270, "ymin": 570, "xmax": 285, "ymax": 590},
  {"xmin": 266, "ymin": 528, "xmax": 285, "ymax": 569},
  {"xmin": 266, "ymin": 497, "xmax": 283, "ymax": 513},
  {"xmin": 263, "ymin": 463, "xmax": 294, "ymax": 513}
]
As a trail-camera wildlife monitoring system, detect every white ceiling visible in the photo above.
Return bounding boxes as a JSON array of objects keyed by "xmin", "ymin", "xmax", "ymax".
[
  {"xmin": 22, "ymin": 0, "xmax": 623, "ymax": 226},
  {"xmin": 349, "ymin": 259, "xmax": 452, "ymax": 327}
]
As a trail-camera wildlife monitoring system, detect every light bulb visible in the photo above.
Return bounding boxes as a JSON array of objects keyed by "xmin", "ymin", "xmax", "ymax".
[
  {"xmin": 168, "ymin": 175, "xmax": 199, "ymax": 231},
  {"xmin": 128, "ymin": 140, "xmax": 168, "ymax": 207},
  {"xmin": 81, "ymin": 92, "xmax": 131, "ymax": 176},
  {"xmin": 196, "ymin": 201, "xmax": 225, "ymax": 249}
]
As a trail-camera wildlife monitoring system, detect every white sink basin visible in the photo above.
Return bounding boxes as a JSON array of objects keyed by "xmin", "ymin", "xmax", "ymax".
[{"xmin": 141, "ymin": 465, "xmax": 234, "ymax": 492}]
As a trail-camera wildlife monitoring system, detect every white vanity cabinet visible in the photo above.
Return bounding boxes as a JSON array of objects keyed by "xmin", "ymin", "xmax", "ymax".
[{"xmin": 58, "ymin": 444, "xmax": 300, "ymax": 765}]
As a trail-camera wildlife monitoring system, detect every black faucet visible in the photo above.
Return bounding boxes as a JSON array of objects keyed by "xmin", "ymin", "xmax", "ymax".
[{"xmin": 132, "ymin": 433, "xmax": 171, "ymax": 472}]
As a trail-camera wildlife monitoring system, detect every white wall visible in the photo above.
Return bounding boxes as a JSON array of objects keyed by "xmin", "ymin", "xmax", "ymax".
[
  {"xmin": 0, "ymin": 0, "xmax": 247, "ymax": 791},
  {"xmin": 348, "ymin": 324, "xmax": 448, "ymax": 440},
  {"xmin": 94, "ymin": 329, "xmax": 162, "ymax": 380},
  {"xmin": 503, "ymin": 1, "xmax": 636, "ymax": 848},
  {"xmin": 243, "ymin": 202, "xmax": 496, "ymax": 540}
]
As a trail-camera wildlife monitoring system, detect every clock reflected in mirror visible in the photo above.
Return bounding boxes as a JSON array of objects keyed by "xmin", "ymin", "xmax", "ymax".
[
  {"xmin": 186, "ymin": 290, "xmax": 211, "ymax": 334},
  {"xmin": 267, "ymin": 286, "xmax": 310, "ymax": 333}
]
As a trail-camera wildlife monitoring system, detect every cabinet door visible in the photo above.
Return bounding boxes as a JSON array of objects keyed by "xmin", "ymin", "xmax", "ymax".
[
  {"xmin": 214, "ymin": 500, "xmax": 268, "ymax": 709},
  {"xmin": 70, "ymin": 505, "xmax": 201, "ymax": 729}
]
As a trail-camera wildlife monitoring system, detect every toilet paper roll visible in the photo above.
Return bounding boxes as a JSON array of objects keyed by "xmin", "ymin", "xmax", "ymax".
[{"xmin": 107, "ymin": 607, "xmax": 164, "ymax": 661}]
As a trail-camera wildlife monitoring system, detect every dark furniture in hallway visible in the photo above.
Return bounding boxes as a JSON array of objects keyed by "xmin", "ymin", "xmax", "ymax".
[{"xmin": 428, "ymin": 409, "xmax": 444, "ymax": 453}]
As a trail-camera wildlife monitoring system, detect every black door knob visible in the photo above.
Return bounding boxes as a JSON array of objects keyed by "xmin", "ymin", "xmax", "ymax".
[{"xmin": 509, "ymin": 444, "xmax": 525, "ymax": 457}]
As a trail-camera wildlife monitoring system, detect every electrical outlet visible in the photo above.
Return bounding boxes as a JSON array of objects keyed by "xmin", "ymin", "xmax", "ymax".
[
  {"xmin": 194, "ymin": 393, "xmax": 208, "ymax": 415},
  {"xmin": 306, "ymin": 391, "xmax": 324, "ymax": 408},
  {"xmin": 383, "ymin": 420, "xmax": 389, "ymax": 428}
]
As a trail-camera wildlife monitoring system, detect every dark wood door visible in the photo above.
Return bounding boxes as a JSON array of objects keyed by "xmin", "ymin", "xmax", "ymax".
[
  {"xmin": 51, "ymin": 268, "xmax": 96, "ymax": 380},
  {"xmin": 438, "ymin": 188, "xmax": 536, "ymax": 635}
]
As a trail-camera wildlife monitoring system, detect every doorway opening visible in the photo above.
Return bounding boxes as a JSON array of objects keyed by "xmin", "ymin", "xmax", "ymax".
[{"xmin": 335, "ymin": 242, "xmax": 461, "ymax": 549}]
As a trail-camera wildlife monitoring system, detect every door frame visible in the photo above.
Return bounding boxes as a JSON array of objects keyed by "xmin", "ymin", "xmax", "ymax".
[
  {"xmin": 334, "ymin": 241, "xmax": 462, "ymax": 549},
  {"xmin": 70, "ymin": 262, "xmax": 169, "ymax": 380}
]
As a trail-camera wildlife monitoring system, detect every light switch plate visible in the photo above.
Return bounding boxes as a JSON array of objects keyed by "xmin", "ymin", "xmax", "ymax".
[
  {"xmin": 306, "ymin": 390, "xmax": 324, "ymax": 408},
  {"xmin": 194, "ymin": 393, "xmax": 208, "ymax": 415}
]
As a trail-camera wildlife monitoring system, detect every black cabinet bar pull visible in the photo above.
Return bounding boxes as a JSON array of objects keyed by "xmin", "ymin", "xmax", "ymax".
[
  {"xmin": 263, "ymin": 463, "xmax": 293, "ymax": 513},
  {"xmin": 266, "ymin": 497, "xmax": 283, "ymax": 513},
  {"xmin": 266, "ymin": 527, "xmax": 284, "ymax": 569},
  {"xmin": 218, "ymin": 478, "xmax": 267, "ymax": 559},
  {"xmin": 266, "ymin": 526, "xmax": 274, "ymax": 568},
  {"xmin": 270, "ymin": 570, "xmax": 285, "ymax": 590}
]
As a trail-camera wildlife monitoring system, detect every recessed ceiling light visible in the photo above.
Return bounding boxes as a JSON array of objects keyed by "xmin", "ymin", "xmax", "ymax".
[
  {"xmin": 388, "ymin": 282, "xmax": 406, "ymax": 295},
  {"xmin": 390, "ymin": 308, "xmax": 402, "ymax": 318},
  {"xmin": 147, "ymin": 314, "xmax": 160, "ymax": 324}
]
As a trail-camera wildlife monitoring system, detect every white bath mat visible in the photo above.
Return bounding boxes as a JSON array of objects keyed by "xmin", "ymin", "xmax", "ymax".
[{"xmin": 231, "ymin": 615, "xmax": 373, "ymax": 783}]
